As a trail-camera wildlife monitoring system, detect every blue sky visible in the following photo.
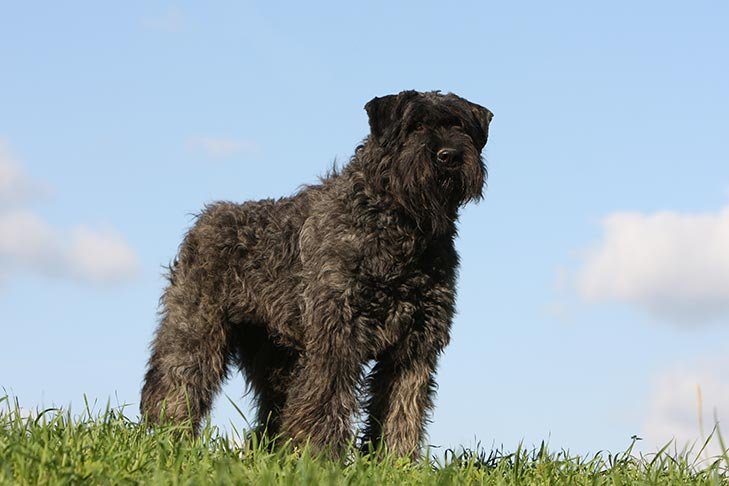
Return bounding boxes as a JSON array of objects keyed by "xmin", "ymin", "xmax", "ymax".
[{"xmin": 1, "ymin": 1, "xmax": 728, "ymax": 456}]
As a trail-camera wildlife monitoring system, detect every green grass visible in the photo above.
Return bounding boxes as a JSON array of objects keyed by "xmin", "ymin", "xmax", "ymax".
[{"xmin": 2, "ymin": 396, "xmax": 728, "ymax": 485}]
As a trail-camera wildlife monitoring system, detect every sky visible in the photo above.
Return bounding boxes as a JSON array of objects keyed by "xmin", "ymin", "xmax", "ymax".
[{"xmin": 1, "ymin": 1, "xmax": 728, "ymax": 457}]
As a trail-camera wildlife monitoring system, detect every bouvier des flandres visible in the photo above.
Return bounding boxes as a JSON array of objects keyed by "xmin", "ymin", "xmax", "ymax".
[{"xmin": 141, "ymin": 90, "xmax": 493, "ymax": 458}]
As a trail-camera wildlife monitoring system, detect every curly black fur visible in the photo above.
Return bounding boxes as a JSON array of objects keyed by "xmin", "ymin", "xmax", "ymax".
[{"xmin": 140, "ymin": 90, "xmax": 493, "ymax": 458}]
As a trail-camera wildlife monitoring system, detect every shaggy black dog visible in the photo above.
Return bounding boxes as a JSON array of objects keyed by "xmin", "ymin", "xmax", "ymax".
[{"xmin": 141, "ymin": 90, "xmax": 493, "ymax": 458}]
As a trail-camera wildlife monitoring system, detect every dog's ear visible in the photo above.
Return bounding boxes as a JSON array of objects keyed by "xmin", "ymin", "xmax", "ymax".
[
  {"xmin": 365, "ymin": 91, "xmax": 419, "ymax": 143},
  {"xmin": 469, "ymin": 103, "xmax": 494, "ymax": 149}
]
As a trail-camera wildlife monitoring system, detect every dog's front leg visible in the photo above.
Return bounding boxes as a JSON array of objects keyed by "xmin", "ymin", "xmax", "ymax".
[
  {"xmin": 279, "ymin": 282, "xmax": 365, "ymax": 456},
  {"xmin": 362, "ymin": 352, "xmax": 438, "ymax": 459},
  {"xmin": 362, "ymin": 284, "xmax": 454, "ymax": 459}
]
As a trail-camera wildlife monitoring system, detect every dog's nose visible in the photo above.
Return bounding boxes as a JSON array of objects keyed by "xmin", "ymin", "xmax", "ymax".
[{"xmin": 437, "ymin": 148, "xmax": 459, "ymax": 164}]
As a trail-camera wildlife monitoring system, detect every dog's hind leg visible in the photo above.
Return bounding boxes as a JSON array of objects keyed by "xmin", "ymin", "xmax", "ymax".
[{"xmin": 140, "ymin": 281, "xmax": 233, "ymax": 433}]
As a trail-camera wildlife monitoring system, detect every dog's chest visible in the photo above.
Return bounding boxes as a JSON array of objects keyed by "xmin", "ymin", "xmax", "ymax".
[
  {"xmin": 352, "ymin": 269, "xmax": 424, "ymax": 354},
  {"xmin": 353, "ymin": 238, "xmax": 434, "ymax": 352}
]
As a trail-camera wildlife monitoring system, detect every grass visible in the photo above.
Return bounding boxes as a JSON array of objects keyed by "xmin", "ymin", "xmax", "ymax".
[{"xmin": 2, "ymin": 395, "xmax": 728, "ymax": 485}]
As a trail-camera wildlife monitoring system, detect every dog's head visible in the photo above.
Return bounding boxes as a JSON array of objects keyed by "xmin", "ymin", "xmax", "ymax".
[{"xmin": 364, "ymin": 90, "xmax": 493, "ymax": 233}]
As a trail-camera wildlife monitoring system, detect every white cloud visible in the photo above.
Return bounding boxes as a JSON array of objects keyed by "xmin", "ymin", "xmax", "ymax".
[
  {"xmin": 0, "ymin": 139, "xmax": 49, "ymax": 206},
  {"xmin": 0, "ymin": 210, "xmax": 62, "ymax": 273},
  {"xmin": 68, "ymin": 226, "xmax": 139, "ymax": 284},
  {"xmin": 641, "ymin": 356, "xmax": 729, "ymax": 458},
  {"xmin": 187, "ymin": 136, "xmax": 259, "ymax": 159},
  {"xmin": 0, "ymin": 210, "xmax": 139, "ymax": 284},
  {"xmin": 576, "ymin": 206, "xmax": 729, "ymax": 325},
  {"xmin": 0, "ymin": 140, "xmax": 139, "ymax": 285}
]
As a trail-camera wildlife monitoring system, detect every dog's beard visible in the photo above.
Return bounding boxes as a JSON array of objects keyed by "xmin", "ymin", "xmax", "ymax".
[{"xmin": 369, "ymin": 145, "xmax": 485, "ymax": 235}]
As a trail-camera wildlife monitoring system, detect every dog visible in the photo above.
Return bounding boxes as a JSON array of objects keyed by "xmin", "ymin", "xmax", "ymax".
[{"xmin": 141, "ymin": 90, "xmax": 493, "ymax": 458}]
